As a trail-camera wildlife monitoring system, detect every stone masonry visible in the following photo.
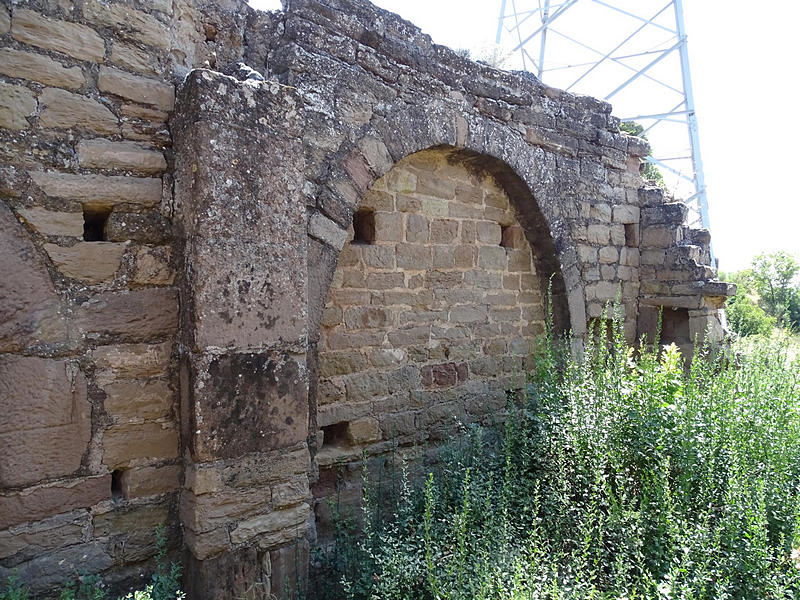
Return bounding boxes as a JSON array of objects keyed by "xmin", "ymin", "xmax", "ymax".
[{"xmin": 0, "ymin": 0, "xmax": 733, "ymax": 597}]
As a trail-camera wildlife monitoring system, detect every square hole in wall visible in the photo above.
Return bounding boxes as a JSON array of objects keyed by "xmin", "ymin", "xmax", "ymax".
[
  {"xmin": 321, "ymin": 421, "xmax": 350, "ymax": 449},
  {"xmin": 352, "ymin": 209, "xmax": 375, "ymax": 245},
  {"xmin": 83, "ymin": 205, "xmax": 111, "ymax": 241},
  {"xmin": 624, "ymin": 223, "xmax": 639, "ymax": 247}
]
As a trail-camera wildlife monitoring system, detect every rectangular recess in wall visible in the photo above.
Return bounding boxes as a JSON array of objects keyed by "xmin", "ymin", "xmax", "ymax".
[
  {"xmin": 83, "ymin": 205, "xmax": 111, "ymax": 241},
  {"xmin": 352, "ymin": 209, "xmax": 375, "ymax": 245}
]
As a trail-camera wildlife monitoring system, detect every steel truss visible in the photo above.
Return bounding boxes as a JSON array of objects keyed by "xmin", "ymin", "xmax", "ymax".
[{"xmin": 496, "ymin": 0, "xmax": 713, "ymax": 261}]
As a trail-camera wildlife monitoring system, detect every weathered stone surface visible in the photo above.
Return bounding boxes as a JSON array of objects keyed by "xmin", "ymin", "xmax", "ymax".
[
  {"xmin": 0, "ymin": 356, "xmax": 90, "ymax": 487},
  {"xmin": 0, "ymin": 48, "xmax": 85, "ymax": 90},
  {"xmin": 38, "ymin": 88, "xmax": 119, "ymax": 134},
  {"xmin": 83, "ymin": 0, "xmax": 170, "ymax": 51},
  {"xmin": 102, "ymin": 422, "xmax": 179, "ymax": 468},
  {"xmin": 0, "ymin": 5, "xmax": 9, "ymax": 34},
  {"xmin": 77, "ymin": 139, "xmax": 167, "ymax": 173},
  {"xmin": 118, "ymin": 464, "xmax": 180, "ymax": 499},
  {"xmin": 110, "ymin": 42, "xmax": 159, "ymax": 75},
  {"xmin": 0, "ymin": 475, "xmax": 109, "ymax": 530},
  {"xmin": 92, "ymin": 341, "xmax": 172, "ymax": 381},
  {"xmin": 98, "ymin": 67, "xmax": 174, "ymax": 111},
  {"xmin": 0, "ymin": 202, "xmax": 67, "ymax": 352},
  {"xmin": 103, "ymin": 377, "xmax": 173, "ymax": 421},
  {"xmin": 11, "ymin": 9, "xmax": 105, "ymax": 62},
  {"xmin": 190, "ymin": 352, "xmax": 308, "ymax": 461},
  {"xmin": 44, "ymin": 242, "xmax": 126, "ymax": 283},
  {"xmin": 0, "ymin": 510, "xmax": 90, "ymax": 563},
  {"xmin": 230, "ymin": 502, "xmax": 310, "ymax": 546},
  {"xmin": 132, "ymin": 245, "xmax": 174, "ymax": 285},
  {"xmin": 0, "ymin": 82, "xmax": 36, "ymax": 131},
  {"xmin": 74, "ymin": 287, "xmax": 178, "ymax": 340},
  {"xmin": 30, "ymin": 171, "xmax": 162, "ymax": 207},
  {"xmin": 17, "ymin": 207, "xmax": 84, "ymax": 237}
]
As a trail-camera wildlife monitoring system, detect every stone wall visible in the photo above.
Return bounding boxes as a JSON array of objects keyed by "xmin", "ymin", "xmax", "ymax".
[{"xmin": 0, "ymin": 0, "xmax": 733, "ymax": 597}]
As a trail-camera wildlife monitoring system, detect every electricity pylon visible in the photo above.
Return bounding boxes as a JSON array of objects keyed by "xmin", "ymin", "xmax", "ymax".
[{"xmin": 496, "ymin": 0, "xmax": 713, "ymax": 262}]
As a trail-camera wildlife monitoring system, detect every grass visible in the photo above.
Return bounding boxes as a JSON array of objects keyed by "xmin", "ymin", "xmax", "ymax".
[{"xmin": 315, "ymin": 317, "xmax": 800, "ymax": 600}]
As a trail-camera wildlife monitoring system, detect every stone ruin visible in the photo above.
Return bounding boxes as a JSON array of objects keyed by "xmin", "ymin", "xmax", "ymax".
[{"xmin": 0, "ymin": 0, "xmax": 734, "ymax": 596}]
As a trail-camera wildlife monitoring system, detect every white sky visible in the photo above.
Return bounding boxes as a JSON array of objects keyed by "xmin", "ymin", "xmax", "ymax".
[{"xmin": 248, "ymin": 0, "xmax": 800, "ymax": 272}]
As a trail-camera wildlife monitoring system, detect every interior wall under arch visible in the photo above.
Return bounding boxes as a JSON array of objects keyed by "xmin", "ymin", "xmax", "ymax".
[{"xmin": 312, "ymin": 149, "xmax": 559, "ymax": 540}]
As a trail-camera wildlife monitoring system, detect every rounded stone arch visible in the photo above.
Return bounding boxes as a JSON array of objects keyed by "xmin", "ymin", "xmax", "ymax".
[{"xmin": 306, "ymin": 105, "xmax": 586, "ymax": 350}]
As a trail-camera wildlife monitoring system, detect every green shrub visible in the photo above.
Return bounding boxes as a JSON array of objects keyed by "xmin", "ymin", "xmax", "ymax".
[{"xmin": 318, "ymin": 321, "xmax": 800, "ymax": 599}]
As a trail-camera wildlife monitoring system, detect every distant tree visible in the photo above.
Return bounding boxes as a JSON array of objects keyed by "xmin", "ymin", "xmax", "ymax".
[
  {"xmin": 619, "ymin": 121, "xmax": 665, "ymax": 187},
  {"xmin": 721, "ymin": 269, "xmax": 776, "ymax": 336},
  {"xmin": 749, "ymin": 251, "xmax": 799, "ymax": 328}
]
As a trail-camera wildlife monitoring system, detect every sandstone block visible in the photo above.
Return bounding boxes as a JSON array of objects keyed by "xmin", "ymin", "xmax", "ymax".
[
  {"xmin": 476, "ymin": 220, "xmax": 502, "ymax": 245},
  {"xmin": 421, "ymin": 362, "xmax": 468, "ymax": 388},
  {"xmin": 184, "ymin": 527, "xmax": 231, "ymax": 561},
  {"xmin": 17, "ymin": 207, "xmax": 83, "ymax": 237},
  {"xmin": 449, "ymin": 305, "xmax": 487, "ymax": 323},
  {"xmin": 405, "ymin": 213, "xmax": 429, "ymax": 242},
  {"xmin": 395, "ymin": 193, "xmax": 422, "ymax": 213},
  {"xmin": 92, "ymin": 341, "xmax": 171, "ymax": 382},
  {"xmin": 0, "ymin": 82, "xmax": 36, "ymax": 130},
  {"xmin": 309, "ymin": 211, "xmax": 347, "ymax": 249},
  {"xmin": 44, "ymin": 242, "xmax": 125, "ymax": 284},
  {"xmin": 110, "ymin": 42, "xmax": 159, "ymax": 75},
  {"xmin": 230, "ymin": 502, "xmax": 310, "ymax": 547},
  {"xmin": 74, "ymin": 287, "xmax": 178, "ymax": 340},
  {"xmin": 0, "ymin": 6, "xmax": 8, "ymax": 34},
  {"xmin": 0, "ymin": 475, "xmax": 109, "ymax": 530},
  {"xmin": 118, "ymin": 464, "xmax": 180, "ymax": 499},
  {"xmin": 598, "ymin": 246, "xmax": 618, "ymax": 264},
  {"xmin": 415, "ymin": 172, "xmax": 455, "ymax": 199},
  {"xmin": 345, "ymin": 371, "xmax": 388, "ymax": 402},
  {"xmin": 83, "ymin": 0, "xmax": 170, "ymax": 51},
  {"xmin": 0, "ymin": 48, "xmax": 84, "ymax": 90},
  {"xmin": 362, "ymin": 244, "xmax": 394, "ymax": 269},
  {"xmin": 0, "ymin": 510, "xmax": 90, "ymax": 563},
  {"xmin": 344, "ymin": 306, "xmax": 391, "ymax": 329},
  {"xmin": 373, "ymin": 211, "xmax": 403, "ymax": 242},
  {"xmin": 429, "ymin": 219, "xmax": 458, "ymax": 244},
  {"xmin": 98, "ymin": 67, "xmax": 174, "ymax": 111},
  {"xmin": 30, "ymin": 171, "xmax": 161, "ymax": 207},
  {"xmin": 432, "ymin": 246, "xmax": 455, "ymax": 268},
  {"xmin": 271, "ymin": 476, "xmax": 310, "ymax": 509},
  {"xmin": 11, "ymin": 9, "xmax": 105, "ymax": 62},
  {"xmin": 386, "ymin": 168, "xmax": 416, "ymax": 193},
  {"xmin": 478, "ymin": 246, "xmax": 507, "ymax": 270},
  {"xmin": 613, "ymin": 204, "xmax": 640, "ymax": 224},
  {"xmin": 132, "ymin": 245, "xmax": 174, "ymax": 285},
  {"xmin": 590, "ymin": 203, "xmax": 612, "ymax": 222},
  {"xmin": 586, "ymin": 223, "xmax": 611, "ymax": 245},
  {"xmin": 320, "ymin": 351, "xmax": 368, "ymax": 377},
  {"xmin": 102, "ymin": 422, "xmax": 178, "ymax": 469},
  {"xmin": 103, "ymin": 377, "xmax": 173, "ymax": 422},
  {"xmin": 421, "ymin": 197, "xmax": 448, "ymax": 217},
  {"xmin": 181, "ymin": 489, "xmax": 269, "ymax": 539},
  {"xmin": 77, "ymin": 139, "xmax": 167, "ymax": 173},
  {"xmin": 346, "ymin": 417, "xmax": 381, "ymax": 445},
  {"xmin": 365, "ymin": 272, "xmax": 404, "ymax": 289},
  {"xmin": 38, "ymin": 88, "xmax": 119, "ymax": 134},
  {"xmin": 0, "ymin": 203, "xmax": 67, "ymax": 352},
  {"xmin": 0, "ymin": 356, "xmax": 91, "ymax": 487},
  {"xmin": 396, "ymin": 243, "xmax": 431, "ymax": 269},
  {"xmin": 641, "ymin": 226, "xmax": 676, "ymax": 248}
]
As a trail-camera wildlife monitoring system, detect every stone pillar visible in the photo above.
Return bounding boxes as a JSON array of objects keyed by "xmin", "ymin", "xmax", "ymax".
[{"xmin": 171, "ymin": 70, "xmax": 312, "ymax": 599}]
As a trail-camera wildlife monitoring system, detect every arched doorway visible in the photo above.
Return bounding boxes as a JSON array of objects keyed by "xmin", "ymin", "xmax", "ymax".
[{"xmin": 311, "ymin": 146, "xmax": 569, "ymax": 541}]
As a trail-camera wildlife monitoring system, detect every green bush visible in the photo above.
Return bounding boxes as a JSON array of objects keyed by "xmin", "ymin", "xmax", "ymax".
[{"xmin": 317, "ymin": 321, "xmax": 800, "ymax": 599}]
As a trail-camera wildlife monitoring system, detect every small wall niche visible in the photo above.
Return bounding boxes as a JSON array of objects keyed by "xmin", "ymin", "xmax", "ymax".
[
  {"xmin": 321, "ymin": 422, "xmax": 350, "ymax": 449},
  {"xmin": 83, "ymin": 205, "xmax": 111, "ymax": 242},
  {"xmin": 111, "ymin": 469, "xmax": 124, "ymax": 502},
  {"xmin": 624, "ymin": 223, "xmax": 639, "ymax": 247},
  {"xmin": 352, "ymin": 209, "xmax": 375, "ymax": 245}
]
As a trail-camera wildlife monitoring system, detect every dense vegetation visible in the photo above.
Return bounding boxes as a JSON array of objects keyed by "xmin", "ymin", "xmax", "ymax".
[
  {"xmin": 723, "ymin": 251, "xmax": 800, "ymax": 338},
  {"xmin": 315, "ymin": 318, "xmax": 800, "ymax": 600}
]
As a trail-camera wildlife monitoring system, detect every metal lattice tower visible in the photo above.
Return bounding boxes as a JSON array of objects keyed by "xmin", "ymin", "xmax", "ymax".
[{"xmin": 496, "ymin": 0, "xmax": 713, "ymax": 261}]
